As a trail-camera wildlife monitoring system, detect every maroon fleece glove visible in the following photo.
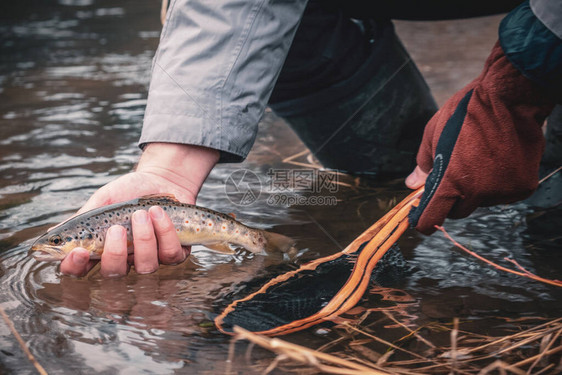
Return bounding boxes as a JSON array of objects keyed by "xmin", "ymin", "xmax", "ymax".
[{"xmin": 408, "ymin": 41, "xmax": 554, "ymax": 234}]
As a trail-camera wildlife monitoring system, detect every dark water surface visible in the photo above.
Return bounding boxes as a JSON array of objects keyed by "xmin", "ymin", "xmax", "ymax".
[{"xmin": 1, "ymin": 1, "xmax": 561, "ymax": 373}]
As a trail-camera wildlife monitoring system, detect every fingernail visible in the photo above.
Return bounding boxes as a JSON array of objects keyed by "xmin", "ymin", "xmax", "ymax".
[
  {"xmin": 107, "ymin": 225, "xmax": 125, "ymax": 240},
  {"xmin": 73, "ymin": 249, "xmax": 89, "ymax": 266},
  {"xmin": 150, "ymin": 206, "xmax": 164, "ymax": 220},
  {"xmin": 405, "ymin": 173, "xmax": 415, "ymax": 187},
  {"xmin": 133, "ymin": 210, "xmax": 149, "ymax": 224}
]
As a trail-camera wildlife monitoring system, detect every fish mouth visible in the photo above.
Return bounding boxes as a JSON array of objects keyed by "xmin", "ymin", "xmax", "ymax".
[{"xmin": 29, "ymin": 246, "xmax": 66, "ymax": 262}]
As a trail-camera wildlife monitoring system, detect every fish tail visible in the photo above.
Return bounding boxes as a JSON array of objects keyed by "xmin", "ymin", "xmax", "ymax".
[{"xmin": 262, "ymin": 231, "xmax": 297, "ymax": 256}]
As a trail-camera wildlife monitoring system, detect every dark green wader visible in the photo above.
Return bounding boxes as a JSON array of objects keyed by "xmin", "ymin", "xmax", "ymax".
[
  {"xmin": 269, "ymin": 15, "xmax": 437, "ymax": 177},
  {"xmin": 268, "ymin": 0, "xmax": 526, "ymax": 177},
  {"xmin": 526, "ymin": 105, "xmax": 562, "ymax": 209}
]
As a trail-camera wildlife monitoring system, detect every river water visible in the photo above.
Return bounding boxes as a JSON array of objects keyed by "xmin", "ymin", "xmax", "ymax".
[{"xmin": 1, "ymin": 1, "xmax": 561, "ymax": 374}]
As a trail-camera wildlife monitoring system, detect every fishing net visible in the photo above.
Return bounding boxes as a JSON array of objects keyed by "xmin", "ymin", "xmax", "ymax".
[{"xmin": 215, "ymin": 188, "xmax": 423, "ymax": 336}]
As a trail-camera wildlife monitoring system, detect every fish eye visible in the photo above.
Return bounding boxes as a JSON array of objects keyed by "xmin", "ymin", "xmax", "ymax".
[{"xmin": 48, "ymin": 235, "xmax": 63, "ymax": 246}]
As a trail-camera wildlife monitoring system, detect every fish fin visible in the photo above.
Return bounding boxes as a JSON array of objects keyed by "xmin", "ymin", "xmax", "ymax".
[
  {"xmin": 263, "ymin": 231, "xmax": 297, "ymax": 256},
  {"xmin": 138, "ymin": 194, "xmax": 180, "ymax": 203},
  {"xmin": 204, "ymin": 242, "xmax": 235, "ymax": 254},
  {"xmin": 227, "ymin": 212, "xmax": 236, "ymax": 219}
]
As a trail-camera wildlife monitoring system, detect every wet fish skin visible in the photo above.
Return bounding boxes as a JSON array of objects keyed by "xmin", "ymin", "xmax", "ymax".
[{"xmin": 29, "ymin": 195, "xmax": 296, "ymax": 261}]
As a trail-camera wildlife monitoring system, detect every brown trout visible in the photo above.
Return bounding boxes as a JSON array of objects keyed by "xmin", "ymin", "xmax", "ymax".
[{"xmin": 29, "ymin": 195, "xmax": 296, "ymax": 261}]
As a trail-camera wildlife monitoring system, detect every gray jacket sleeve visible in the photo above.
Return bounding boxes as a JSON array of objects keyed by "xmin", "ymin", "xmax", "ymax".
[
  {"xmin": 531, "ymin": 0, "xmax": 562, "ymax": 39},
  {"xmin": 139, "ymin": 0, "xmax": 308, "ymax": 162}
]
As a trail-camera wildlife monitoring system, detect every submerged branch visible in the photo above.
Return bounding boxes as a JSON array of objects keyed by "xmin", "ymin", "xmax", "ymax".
[
  {"xmin": 232, "ymin": 326, "xmax": 391, "ymax": 375},
  {"xmin": 0, "ymin": 306, "xmax": 48, "ymax": 375},
  {"xmin": 435, "ymin": 225, "xmax": 562, "ymax": 288}
]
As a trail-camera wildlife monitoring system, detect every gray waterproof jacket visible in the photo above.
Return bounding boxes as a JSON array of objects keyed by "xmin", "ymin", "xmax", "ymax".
[{"xmin": 139, "ymin": 0, "xmax": 561, "ymax": 162}]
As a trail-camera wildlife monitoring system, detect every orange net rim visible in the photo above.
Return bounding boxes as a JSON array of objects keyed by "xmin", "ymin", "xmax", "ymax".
[{"xmin": 215, "ymin": 187, "xmax": 424, "ymax": 336}]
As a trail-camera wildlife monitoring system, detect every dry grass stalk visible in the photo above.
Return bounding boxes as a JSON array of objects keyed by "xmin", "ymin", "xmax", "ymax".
[
  {"xmin": 413, "ymin": 319, "xmax": 562, "ymax": 373},
  {"xmin": 512, "ymin": 345, "xmax": 562, "ymax": 371},
  {"xmin": 282, "ymin": 150, "xmax": 323, "ymax": 170},
  {"xmin": 0, "ymin": 306, "xmax": 48, "ymax": 375},
  {"xmin": 341, "ymin": 322, "xmax": 433, "ymax": 363},
  {"xmin": 230, "ymin": 315, "xmax": 562, "ymax": 375},
  {"xmin": 465, "ymin": 317, "xmax": 562, "ymax": 354},
  {"xmin": 382, "ymin": 310, "xmax": 436, "ymax": 350},
  {"xmin": 478, "ymin": 360, "xmax": 527, "ymax": 375},
  {"xmin": 450, "ymin": 317, "xmax": 459, "ymax": 373},
  {"xmin": 527, "ymin": 328, "xmax": 562, "ymax": 373},
  {"xmin": 231, "ymin": 326, "xmax": 391, "ymax": 375},
  {"xmin": 538, "ymin": 165, "xmax": 562, "ymax": 184}
]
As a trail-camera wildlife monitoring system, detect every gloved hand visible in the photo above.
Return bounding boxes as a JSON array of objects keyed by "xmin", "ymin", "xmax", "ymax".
[{"xmin": 407, "ymin": 41, "xmax": 554, "ymax": 234}]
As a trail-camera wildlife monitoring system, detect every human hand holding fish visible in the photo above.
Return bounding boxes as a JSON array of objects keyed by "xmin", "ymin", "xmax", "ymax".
[
  {"xmin": 60, "ymin": 201, "xmax": 191, "ymax": 278},
  {"xmin": 37, "ymin": 143, "xmax": 220, "ymax": 277},
  {"xmin": 30, "ymin": 143, "xmax": 297, "ymax": 277},
  {"xmin": 32, "ymin": 193, "xmax": 296, "ymax": 273}
]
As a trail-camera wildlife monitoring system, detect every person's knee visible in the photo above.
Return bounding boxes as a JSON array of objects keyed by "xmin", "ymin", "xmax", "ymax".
[{"xmin": 270, "ymin": 1, "xmax": 373, "ymax": 105}]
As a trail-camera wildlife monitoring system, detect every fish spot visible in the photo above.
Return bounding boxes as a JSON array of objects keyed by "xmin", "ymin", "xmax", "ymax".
[
  {"xmin": 87, "ymin": 234, "xmax": 93, "ymax": 239},
  {"xmin": 185, "ymin": 220, "xmax": 189, "ymax": 224},
  {"xmin": 196, "ymin": 228, "xmax": 200, "ymax": 232},
  {"xmin": 208, "ymin": 223, "xmax": 212, "ymax": 226},
  {"xmin": 116, "ymin": 212, "xmax": 120, "ymax": 216},
  {"xmin": 105, "ymin": 219, "xmax": 108, "ymax": 224},
  {"xmin": 222, "ymin": 226, "xmax": 226, "ymax": 230}
]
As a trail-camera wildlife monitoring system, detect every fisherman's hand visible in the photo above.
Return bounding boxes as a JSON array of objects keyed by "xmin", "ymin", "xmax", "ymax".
[
  {"xmin": 406, "ymin": 41, "xmax": 554, "ymax": 234},
  {"xmin": 60, "ymin": 143, "xmax": 219, "ymax": 277}
]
